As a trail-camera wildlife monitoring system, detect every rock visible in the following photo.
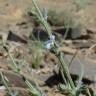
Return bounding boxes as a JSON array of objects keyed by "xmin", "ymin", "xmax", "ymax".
[
  {"xmin": 87, "ymin": 28, "xmax": 96, "ymax": 39},
  {"xmin": 87, "ymin": 28, "xmax": 96, "ymax": 34},
  {"xmin": 71, "ymin": 28, "xmax": 86, "ymax": 39},
  {"xmin": 64, "ymin": 54, "xmax": 96, "ymax": 83},
  {"xmin": 0, "ymin": 88, "xmax": 29, "ymax": 96},
  {"xmin": 29, "ymin": 27, "xmax": 49, "ymax": 41},
  {"xmin": 0, "ymin": 90, "xmax": 5, "ymax": 96},
  {"xmin": 30, "ymin": 27, "xmax": 87, "ymax": 42},
  {"xmin": 53, "ymin": 27, "xmax": 87, "ymax": 39},
  {"xmin": 72, "ymin": 40, "xmax": 94, "ymax": 48},
  {"xmin": 7, "ymin": 31, "xmax": 27, "ymax": 43},
  {"xmin": 0, "ymin": 69, "xmax": 44, "ymax": 88},
  {"xmin": 3, "ymin": 71, "xmax": 27, "ymax": 88}
]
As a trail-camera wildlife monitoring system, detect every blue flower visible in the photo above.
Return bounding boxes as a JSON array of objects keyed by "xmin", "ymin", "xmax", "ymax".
[{"xmin": 45, "ymin": 34, "xmax": 55, "ymax": 49}]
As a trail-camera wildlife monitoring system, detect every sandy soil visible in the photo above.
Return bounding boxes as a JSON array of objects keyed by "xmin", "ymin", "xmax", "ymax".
[
  {"xmin": 0, "ymin": 0, "xmax": 96, "ymax": 33},
  {"xmin": 0, "ymin": 0, "xmax": 96, "ymax": 96}
]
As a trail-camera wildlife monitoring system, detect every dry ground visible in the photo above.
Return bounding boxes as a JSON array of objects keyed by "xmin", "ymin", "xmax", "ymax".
[{"xmin": 0, "ymin": 0, "xmax": 96, "ymax": 96}]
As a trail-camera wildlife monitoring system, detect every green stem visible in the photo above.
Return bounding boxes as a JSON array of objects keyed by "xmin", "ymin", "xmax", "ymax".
[
  {"xmin": 60, "ymin": 67, "xmax": 68, "ymax": 85},
  {"xmin": 32, "ymin": 0, "xmax": 43, "ymax": 19},
  {"xmin": 0, "ymin": 72, "xmax": 13, "ymax": 96},
  {"xmin": 52, "ymin": 43, "xmax": 75, "ymax": 89},
  {"xmin": 32, "ymin": 0, "xmax": 52, "ymax": 36},
  {"xmin": 57, "ymin": 52, "xmax": 75, "ymax": 89},
  {"xmin": 8, "ymin": 51, "xmax": 20, "ymax": 73},
  {"xmin": 3, "ymin": 45, "xmax": 19, "ymax": 73},
  {"xmin": 22, "ymin": 75, "xmax": 42, "ymax": 96},
  {"xmin": 86, "ymin": 88, "xmax": 92, "ymax": 96}
]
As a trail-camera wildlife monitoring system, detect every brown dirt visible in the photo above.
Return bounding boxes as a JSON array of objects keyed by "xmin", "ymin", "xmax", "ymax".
[
  {"xmin": 0, "ymin": 0, "xmax": 96, "ymax": 33},
  {"xmin": 0, "ymin": 0, "xmax": 96, "ymax": 96}
]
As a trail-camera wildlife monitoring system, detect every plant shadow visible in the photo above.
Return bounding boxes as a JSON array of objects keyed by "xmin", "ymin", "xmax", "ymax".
[{"xmin": 45, "ymin": 73, "xmax": 94, "ymax": 88}]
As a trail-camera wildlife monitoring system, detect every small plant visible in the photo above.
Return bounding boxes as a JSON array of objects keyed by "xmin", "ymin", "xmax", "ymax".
[
  {"xmin": 2, "ymin": 44, "xmax": 45, "ymax": 96},
  {"xmin": 30, "ymin": 0, "xmax": 95, "ymax": 96},
  {"xmin": 28, "ymin": 40, "xmax": 44, "ymax": 68},
  {"xmin": 30, "ymin": 0, "xmax": 51, "ymax": 36}
]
